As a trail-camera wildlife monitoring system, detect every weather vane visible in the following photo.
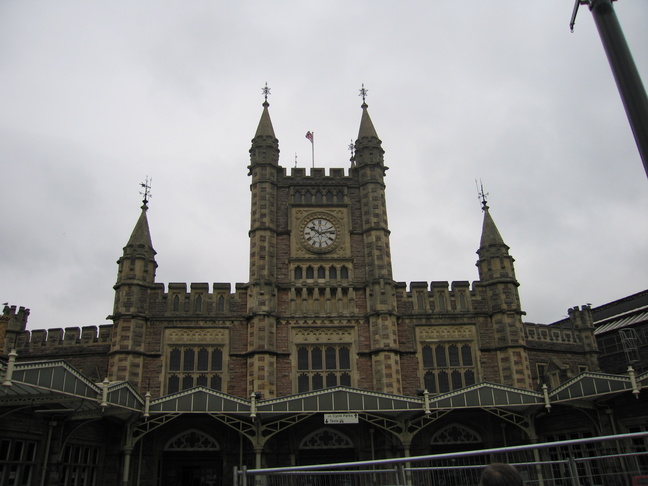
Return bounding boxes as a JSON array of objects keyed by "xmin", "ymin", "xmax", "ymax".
[
  {"xmin": 140, "ymin": 176, "xmax": 152, "ymax": 207},
  {"xmin": 262, "ymin": 82, "xmax": 271, "ymax": 103},
  {"xmin": 476, "ymin": 179, "xmax": 489, "ymax": 210},
  {"xmin": 359, "ymin": 83, "xmax": 368, "ymax": 104}
]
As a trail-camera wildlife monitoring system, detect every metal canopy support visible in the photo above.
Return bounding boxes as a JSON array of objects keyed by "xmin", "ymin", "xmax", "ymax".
[{"xmin": 586, "ymin": 0, "xmax": 648, "ymax": 178}]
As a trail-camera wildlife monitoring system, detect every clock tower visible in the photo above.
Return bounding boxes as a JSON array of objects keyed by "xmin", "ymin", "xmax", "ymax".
[{"xmin": 245, "ymin": 88, "xmax": 402, "ymax": 398}]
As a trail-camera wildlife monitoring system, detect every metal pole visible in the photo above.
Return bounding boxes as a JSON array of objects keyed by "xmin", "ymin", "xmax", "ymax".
[{"xmin": 588, "ymin": 0, "xmax": 648, "ymax": 178}]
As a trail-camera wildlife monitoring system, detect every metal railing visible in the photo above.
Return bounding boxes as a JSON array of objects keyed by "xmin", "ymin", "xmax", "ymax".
[{"xmin": 234, "ymin": 431, "xmax": 648, "ymax": 486}]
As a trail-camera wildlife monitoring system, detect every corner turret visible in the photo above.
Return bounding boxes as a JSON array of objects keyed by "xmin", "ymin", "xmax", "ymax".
[
  {"xmin": 475, "ymin": 196, "xmax": 532, "ymax": 389},
  {"xmin": 353, "ymin": 88, "xmax": 385, "ymax": 169},
  {"xmin": 107, "ymin": 184, "xmax": 158, "ymax": 389},
  {"xmin": 249, "ymin": 84, "xmax": 279, "ymax": 169}
]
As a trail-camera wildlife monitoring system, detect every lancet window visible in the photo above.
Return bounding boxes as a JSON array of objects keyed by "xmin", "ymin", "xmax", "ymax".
[
  {"xmin": 167, "ymin": 346, "xmax": 224, "ymax": 394},
  {"xmin": 421, "ymin": 343, "xmax": 475, "ymax": 394},
  {"xmin": 297, "ymin": 345, "xmax": 352, "ymax": 392}
]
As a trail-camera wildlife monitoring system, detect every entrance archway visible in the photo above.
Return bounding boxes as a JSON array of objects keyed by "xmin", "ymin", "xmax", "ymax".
[
  {"xmin": 161, "ymin": 429, "xmax": 221, "ymax": 486},
  {"xmin": 298, "ymin": 427, "xmax": 356, "ymax": 465}
]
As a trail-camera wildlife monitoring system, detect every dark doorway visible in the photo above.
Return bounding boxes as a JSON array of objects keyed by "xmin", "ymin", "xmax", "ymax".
[{"xmin": 161, "ymin": 452, "xmax": 220, "ymax": 486}]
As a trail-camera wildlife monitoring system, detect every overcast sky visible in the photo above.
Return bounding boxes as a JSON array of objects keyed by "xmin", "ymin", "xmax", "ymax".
[{"xmin": 1, "ymin": 1, "xmax": 647, "ymax": 331}]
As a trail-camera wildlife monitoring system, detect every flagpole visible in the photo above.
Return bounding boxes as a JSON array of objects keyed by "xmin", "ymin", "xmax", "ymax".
[{"xmin": 306, "ymin": 131, "xmax": 315, "ymax": 168}]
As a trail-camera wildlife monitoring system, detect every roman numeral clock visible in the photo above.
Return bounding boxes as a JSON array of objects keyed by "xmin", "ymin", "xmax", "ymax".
[{"xmin": 298, "ymin": 212, "xmax": 342, "ymax": 254}]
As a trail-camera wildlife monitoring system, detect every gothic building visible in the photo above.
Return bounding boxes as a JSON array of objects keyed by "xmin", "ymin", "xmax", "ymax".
[{"xmin": 1, "ymin": 95, "xmax": 646, "ymax": 486}]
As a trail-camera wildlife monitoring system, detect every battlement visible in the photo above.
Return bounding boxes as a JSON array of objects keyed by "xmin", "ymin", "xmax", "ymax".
[
  {"xmin": 284, "ymin": 167, "xmax": 353, "ymax": 180},
  {"xmin": 2, "ymin": 304, "xmax": 30, "ymax": 332},
  {"xmin": 12, "ymin": 325, "xmax": 113, "ymax": 350},
  {"xmin": 146, "ymin": 282, "xmax": 249, "ymax": 316},
  {"xmin": 396, "ymin": 280, "xmax": 477, "ymax": 313},
  {"xmin": 524, "ymin": 322, "xmax": 582, "ymax": 345}
]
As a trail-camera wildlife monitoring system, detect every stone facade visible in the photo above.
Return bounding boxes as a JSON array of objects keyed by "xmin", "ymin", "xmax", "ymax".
[{"xmin": 1, "ymin": 99, "xmax": 644, "ymax": 486}]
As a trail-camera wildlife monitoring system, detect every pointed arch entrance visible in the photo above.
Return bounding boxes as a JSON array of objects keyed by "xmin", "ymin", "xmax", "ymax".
[
  {"xmin": 161, "ymin": 429, "xmax": 221, "ymax": 486},
  {"xmin": 297, "ymin": 427, "xmax": 356, "ymax": 465}
]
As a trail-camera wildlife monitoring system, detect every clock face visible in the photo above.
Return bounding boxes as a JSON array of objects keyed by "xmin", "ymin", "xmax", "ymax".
[{"xmin": 303, "ymin": 217, "xmax": 337, "ymax": 250}]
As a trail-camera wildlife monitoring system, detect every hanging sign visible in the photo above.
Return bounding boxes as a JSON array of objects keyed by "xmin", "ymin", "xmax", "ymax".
[{"xmin": 324, "ymin": 413, "xmax": 359, "ymax": 424}]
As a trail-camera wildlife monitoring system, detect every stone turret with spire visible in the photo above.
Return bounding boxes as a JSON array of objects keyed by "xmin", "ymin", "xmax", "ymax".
[
  {"xmin": 352, "ymin": 85, "xmax": 402, "ymax": 394},
  {"xmin": 246, "ymin": 85, "xmax": 281, "ymax": 398},
  {"xmin": 107, "ymin": 179, "xmax": 157, "ymax": 388},
  {"xmin": 475, "ymin": 188, "xmax": 532, "ymax": 389}
]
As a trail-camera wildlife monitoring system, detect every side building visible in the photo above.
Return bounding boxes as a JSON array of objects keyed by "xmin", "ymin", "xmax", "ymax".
[{"xmin": 1, "ymin": 96, "xmax": 646, "ymax": 486}]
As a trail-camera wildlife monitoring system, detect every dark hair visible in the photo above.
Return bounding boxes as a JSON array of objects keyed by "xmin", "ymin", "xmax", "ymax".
[{"xmin": 479, "ymin": 463, "xmax": 523, "ymax": 486}]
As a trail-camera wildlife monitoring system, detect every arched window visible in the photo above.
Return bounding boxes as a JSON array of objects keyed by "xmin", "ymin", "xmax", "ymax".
[
  {"xmin": 424, "ymin": 371, "xmax": 436, "ymax": 393},
  {"xmin": 431, "ymin": 424, "xmax": 482, "ymax": 445},
  {"xmin": 306, "ymin": 266, "xmax": 314, "ymax": 279},
  {"xmin": 182, "ymin": 375, "xmax": 193, "ymax": 390},
  {"xmin": 326, "ymin": 191, "xmax": 334, "ymax": 203},
  {"xmin": 312, "ymin": 373, "xmax": 323, "ymax": 390},
  {"xmin": 435, "ymin": 345, "xmax": 447, "ymax": 367},
  {"xmin": 295, "ymin": 266, "xmax": 303, "ymax": 280},
  {"xmin": 217, "ymin": 295, "xmax": 225, "ymax": 312},
  {"xmin": 184, "ymin": 348, "xmax": 195, "ymax": 371},
  {"xmin": 449, "ymin": 345, "xmax": 460, "ymax": 366},
  {"xmin": 438, "ymin": 371, "xmax": 449, "ymax": 393},
  {"xmin": 212, "ymin": 349, "xmax": 223, "ymax": 371},
  {"xmin": 339, "ymin": 347, "xmax": 350, "ymax": 369},
  {"xmin": 294, "ymin": 192, "xmax": 302, "ymax": 203},
  {"xmin": 194, "ymin": 295, "xmax": 202, "ymax": 313},
  {"xmin": 168, "ymin": 375, "xmax": 179, "ymax": 394},
  {"xmin": 325, "ymin": 347, "xmax": 337, "ymax": 369},
  {"xmin": 329, "ymin": 266, "xmax": 337, "ymax": 280},
  {"xmin": 461, "ymin": 344, "xmax": 473, "ymax": 366},
  {"xmin": 305, "ymin": 192, "xmax": 312, "ymax": 203},
  {"xmin": 298, "ymin": 348, "xmax": 309, "ymax": 370},
  {"xmin": 459, "ymin": 293, "xmax": 468, "ymax": 310},
  {"xmin": 326, "ymin": 372, "xmax": 337, "ymax": 387},
  {"xmin": 340, "ymin": 266, "xmax": 349, "ymax": 279},
  {"xmin": 165, "ymin": 430, "xmax": 220, "ymax": 451},
  {"xmin": 315, "ymin": 191, "xmax": 323, "ymax": 203},
  {"xmin": 298, "ymin": 374, "xmax": 309, "ymax": 393},
  {"xmin": 311, "ymin": 347, "xmax": 322, "ymax": 370},
  {"xmin": 422, "ymin": 345, "xmax": 434, "ymax": 368},
  {"xmin": 336, "ymin": 191, "xmax": 344, "ymax": 203},
  {"xmin": 300, "ymin": 428, "xmax": 354, "ymax": 450},
  {"xmin": 318, "ymin": 266, "xmax": 326, "ymax": 279},
  {"xmin": 210, "ymin": 375, "xmax": 222, "ymax": 390},
  {"xmin": 173, "ymin": 295, "xmax": 180, "ymax": 311},
  {"xmin": 169, "ymin": 348, "xmax": 181, "ymax": 371},
  {"xmin": 197, "ymin": 348, "xmax": 209, "ymax": 371}
]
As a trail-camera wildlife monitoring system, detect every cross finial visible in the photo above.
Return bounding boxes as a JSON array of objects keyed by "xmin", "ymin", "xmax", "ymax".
[
  {"xmin": 140, "ymin": 176, "xmax": 152, "ymax": 209},
  {"xmin": 348, "ymin": 139, "xmax": 355, "ymax": 157},
  {"xmin": 262, "ymin": 82, "xmax": 271, "ymax": 104},
  {"xmin": 476, "ymin": 179, "xmax": 489, "ymax": 210},
  {"xmin": 359, "ymin": 83, "xmax": 368, "ymax": 105}
]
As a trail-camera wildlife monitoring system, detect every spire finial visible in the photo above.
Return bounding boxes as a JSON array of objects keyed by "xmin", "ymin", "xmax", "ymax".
[
  {"xmin": 359, "ymin": 83, "xmax": 368, "ymax": 106},
  {"xmin": 140, "ymin": 176, "xmax": 152, "ymax": 209},
  {"xmin": 476, "ymin": 179, "xmax": 489, "ymax": 211},
  {"xmin": 262, "ymin": 82, "xmax": 271, "ymax": 106}
]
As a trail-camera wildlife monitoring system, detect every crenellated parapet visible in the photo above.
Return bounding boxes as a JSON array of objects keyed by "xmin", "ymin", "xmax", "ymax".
[
  {"xmin": 144, "ymin": 282, "xmax": 249, "ymax": 317},
  {"xmin": 396, "ymin": 281, "xmax": 479, "ymax": 315},
  {"xmin": 525, "ymin": 305, "xmax": 596, "ymax": 348},
  {"xmin": 6, "ymin": 325, "xmax": 113, "ymax": 358}
]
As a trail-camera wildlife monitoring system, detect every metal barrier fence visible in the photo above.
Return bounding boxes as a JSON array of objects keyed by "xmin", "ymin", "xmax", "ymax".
[{"xmin": 234, "ymin": 431, "xmax": 648, "ymax": 486}]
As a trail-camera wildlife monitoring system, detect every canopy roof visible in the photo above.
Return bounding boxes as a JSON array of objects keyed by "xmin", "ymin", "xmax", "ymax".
[{"xmin": 1, "ymin": 359, "xmax": 645, "ymax": 422}]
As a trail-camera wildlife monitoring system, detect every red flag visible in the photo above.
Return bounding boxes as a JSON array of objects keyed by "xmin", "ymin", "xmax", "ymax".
[{"xmin": 305, "ymin": 131, "xmax": 314, "ymax": 143}]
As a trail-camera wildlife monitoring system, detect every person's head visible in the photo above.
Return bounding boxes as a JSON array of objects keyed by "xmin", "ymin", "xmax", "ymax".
[{"xmin": 479, "ymin": 463, "xmax": 523, "ymax": 486}]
